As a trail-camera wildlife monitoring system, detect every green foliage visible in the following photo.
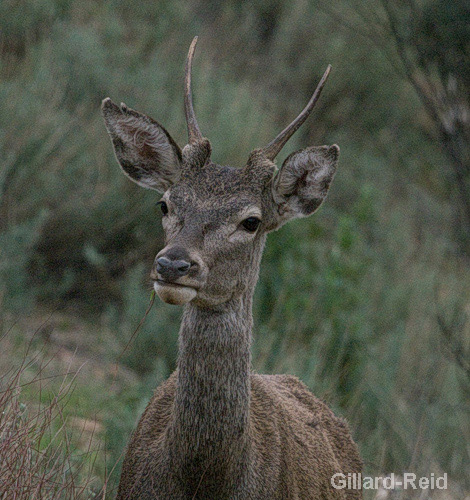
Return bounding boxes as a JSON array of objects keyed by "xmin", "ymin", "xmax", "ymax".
[
  {"xmin": 0, "ymin": 212, "xmax": 48, "ymax": 312},
  {"xmin": 1, "ymin": 0, "xmax": 469, "ymax": 496}
]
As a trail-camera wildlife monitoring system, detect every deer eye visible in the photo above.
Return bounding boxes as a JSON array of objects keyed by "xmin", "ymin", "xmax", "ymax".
[
  {"xmin": 156, "ymin": 201, "xmax": 169, "ymax": 216},
  {"xmin": 241, "ymin": 217, "xmax": 261, "ymax": 232}
]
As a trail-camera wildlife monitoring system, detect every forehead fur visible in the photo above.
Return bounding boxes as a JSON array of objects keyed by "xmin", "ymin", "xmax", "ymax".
[
  {"xmin": 176, "ymin": 153, "xmax": 275, "ymax": 199},
  {"xmin": 167, "ymin": 145, "xmax": 279, "ymax": 228}
]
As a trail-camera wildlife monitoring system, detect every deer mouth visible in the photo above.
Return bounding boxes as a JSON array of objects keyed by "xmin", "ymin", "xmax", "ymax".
[{"xmin": 153, "ymin": 279, "xmax": 197, "ymax": 305}]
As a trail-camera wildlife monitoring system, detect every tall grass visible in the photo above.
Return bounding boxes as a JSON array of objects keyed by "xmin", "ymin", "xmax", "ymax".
[{"xmin": 0, "ymin": 329, "xmax": 109, "ymax": 498}]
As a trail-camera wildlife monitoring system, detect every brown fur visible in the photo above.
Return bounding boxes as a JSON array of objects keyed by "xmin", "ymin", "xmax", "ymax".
[
  {"xmin": 119, "ymin": 373, "xmax": 361, "ymax": 499},
  {"xmin": 101, "ymin": 49, "xmax": 362, "ymax": 499}
]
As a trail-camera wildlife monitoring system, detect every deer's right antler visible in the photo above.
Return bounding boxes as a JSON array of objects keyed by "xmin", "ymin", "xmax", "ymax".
[
  {"xmin": 185, "ymin": 36, "xmax": 204, "ymax": 144},
  {"xmin": 262, "ymin": 65, "xmax": 331, "ymax": 161}
]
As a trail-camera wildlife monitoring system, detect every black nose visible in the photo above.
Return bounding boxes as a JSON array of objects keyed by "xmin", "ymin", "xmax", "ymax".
[{"xmin": 156, "ymin": 256, "xmax": 191, "ymax": 281}]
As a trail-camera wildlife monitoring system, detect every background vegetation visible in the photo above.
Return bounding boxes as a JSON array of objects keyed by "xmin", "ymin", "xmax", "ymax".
[{"xmin": 1, "ymin": 0, "xmax": 469, "ymax": 497}]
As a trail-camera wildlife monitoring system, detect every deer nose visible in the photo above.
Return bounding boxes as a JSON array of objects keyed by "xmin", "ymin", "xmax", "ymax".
[{"xmin": 156, "ymin": 257, "xmax": 191, "ymax": 280}]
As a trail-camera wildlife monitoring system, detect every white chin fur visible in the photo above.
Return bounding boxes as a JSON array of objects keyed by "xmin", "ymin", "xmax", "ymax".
[{"xmin": 154, "ymin": 282, "xmax": 197, "ymax": 305}]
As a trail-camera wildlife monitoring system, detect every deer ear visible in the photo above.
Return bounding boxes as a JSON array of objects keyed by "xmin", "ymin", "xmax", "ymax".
[
  {"xmin": 271, "ymin": 145, "xmax": 339, "ymax": 227},
  {"xmin": 101, "ymin": 98, "xmax": 182, "ymax": 192}
]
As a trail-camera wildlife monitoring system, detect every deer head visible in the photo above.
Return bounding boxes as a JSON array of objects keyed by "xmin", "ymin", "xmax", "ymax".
[{"xmin": 102, "ymin": 37, "xmax": 339, "ymax": 308}]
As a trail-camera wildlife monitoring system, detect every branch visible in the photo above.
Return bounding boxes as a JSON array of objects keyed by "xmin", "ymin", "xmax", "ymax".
[
  {"xmin": 436, "ymin": 309, "xmax": 470, "ymax": 381},
  {"xmin": 379, "ymin": 0, "xmax": 442, "ymax": 126}
]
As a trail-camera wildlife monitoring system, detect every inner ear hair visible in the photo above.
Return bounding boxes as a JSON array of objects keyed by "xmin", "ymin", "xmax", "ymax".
[
  {"xmin": 275, "ymin": 145, "xmax": 339, "ymax": 197},
  {"xmin": 273, "ymin": 144, "xmax": 339, "ymax": 221},
  {"xmin": 101, "ymin": 98, "xmax": 182, "ymax": 192}
]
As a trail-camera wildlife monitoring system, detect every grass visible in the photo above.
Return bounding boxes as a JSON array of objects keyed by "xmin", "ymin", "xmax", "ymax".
[
  {"xmin": 0, "ymin": 314, "xmax": 142, "ymax": 498},
  {"xmin": 0, "ymin": 327, "xmax": 106, "ymax": 498}
]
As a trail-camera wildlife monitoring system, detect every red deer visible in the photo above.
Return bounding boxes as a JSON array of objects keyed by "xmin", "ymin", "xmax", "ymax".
[{"xmin": 102, "ymin": 37, "xmax": 362, "ymax": 500}]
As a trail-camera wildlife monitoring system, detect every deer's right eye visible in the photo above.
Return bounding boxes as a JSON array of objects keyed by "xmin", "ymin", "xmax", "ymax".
[{"xmin": 156, "ymin": 201, "xmax": 169, "ymax": 216}]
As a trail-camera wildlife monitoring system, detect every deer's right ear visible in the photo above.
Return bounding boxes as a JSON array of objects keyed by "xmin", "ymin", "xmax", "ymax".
[{"xmin": 101, "ymin": 98, "xmax": 182, "ymax": 192}]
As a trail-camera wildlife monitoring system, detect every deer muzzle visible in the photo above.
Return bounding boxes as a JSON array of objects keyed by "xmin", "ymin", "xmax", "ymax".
[{"xmin": 151, "ymin": 246, "xmax": 203, "ymax": 305}]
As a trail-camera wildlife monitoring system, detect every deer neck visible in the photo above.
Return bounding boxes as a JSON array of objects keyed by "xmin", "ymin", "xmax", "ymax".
[{"xmin": 169, "ymin": 294, "xmax": 252, "ymax": 464}]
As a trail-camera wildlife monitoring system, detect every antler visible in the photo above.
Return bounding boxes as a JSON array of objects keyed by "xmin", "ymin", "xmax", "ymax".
[
  {"xmin": 185, "ymin": 36, "xmax": 203, "ymax": 144},
  {"xmin": 262, "ymin": 65, "xmax": 331, "ymax": 161}
]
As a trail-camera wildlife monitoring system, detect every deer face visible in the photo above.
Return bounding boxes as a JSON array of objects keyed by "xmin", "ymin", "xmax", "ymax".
[{"xmin": 101, "ymin": 38, "xmax": 339, "ymax": 308}]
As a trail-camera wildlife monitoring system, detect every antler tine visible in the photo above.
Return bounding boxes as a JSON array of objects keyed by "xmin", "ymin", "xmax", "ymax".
[
  {"xmin": 263, "ymin": 65, "xmax": 332, "ymax": 161},
  {"xmin": 185, "ymin": 36, "xmax": 203, "ymax": 144}
]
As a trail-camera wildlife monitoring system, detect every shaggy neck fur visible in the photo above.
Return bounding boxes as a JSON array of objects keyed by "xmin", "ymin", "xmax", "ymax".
[{"xmin": 168, "ymin": 294, "xmax": 253, "ymax": 485}]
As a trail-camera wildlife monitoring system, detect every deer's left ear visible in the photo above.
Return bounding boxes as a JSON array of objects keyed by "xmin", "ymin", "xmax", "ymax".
[
  {"xmin": 271, "ymin": 145, "xmax": 339, "ymax": 228},
  {"xmin": 101, "ymin": 98, "xmax": 182, "ymax": 192}
]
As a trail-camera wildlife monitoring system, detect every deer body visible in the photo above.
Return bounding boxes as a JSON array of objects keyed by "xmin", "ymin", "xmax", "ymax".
[
  {"xmin": 102, "ymin": 38, "xmax": 362, "ymax": 499},
  {"xmin": 118, "ymin": 300, "xmax": 361, "ymax": 499}
]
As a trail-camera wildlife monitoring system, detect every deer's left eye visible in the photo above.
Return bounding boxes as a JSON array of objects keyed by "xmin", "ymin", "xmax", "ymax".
[{"xmin": 241, "ymin": 217, "xmax": 261, "ymax": 232}]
